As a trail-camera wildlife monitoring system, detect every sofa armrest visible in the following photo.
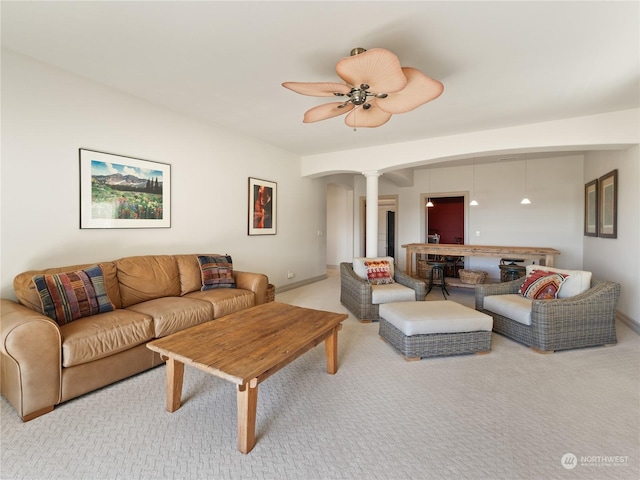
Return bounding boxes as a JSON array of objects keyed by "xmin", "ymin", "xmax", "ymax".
[
  {"xmin": 394, "ymin": 269, "xmax": 427, "ymax": 301},
  {"xmin": 475, "ymin": 279, "xmax": 522, "ymax": 309},
  {"xmin": 234, "ymin": 271, "xmax": 269, "ymax": 305},
  {"xmin": 531, "ymin": 280, "xmax": 620, "ymax": 332},
  {"xmin": 1, "ymin": 299, "xmax": 62, "ymax": 421}
]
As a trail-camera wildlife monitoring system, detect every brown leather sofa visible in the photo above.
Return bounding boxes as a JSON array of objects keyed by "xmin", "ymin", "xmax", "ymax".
[{"xmin": 0, "ymin": 254, "xmax": 269, "ymax": 421}]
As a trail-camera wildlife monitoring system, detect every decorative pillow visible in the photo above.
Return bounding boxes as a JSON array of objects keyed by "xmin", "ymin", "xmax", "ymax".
[
  {"xmin": 518, "ymin": 269, "xmax": 569, "ymax": 300},
  {"xmin": 353, "ymin": 256, "xmax": 395, "ymax": 281},
  {"xmin": 363, "ymin": 260, "xmax": 395, "ymax": 285},
  {"xmin": 524, "ymin": 265, "xmax": 591, "ymax": 298},
  {"xmin": 198, "ymin": 255, "xmax": 236, "ymax": 290},
  {"xmin": 32, "ymin": 265, "xmax": 115, "ymax": 326}
]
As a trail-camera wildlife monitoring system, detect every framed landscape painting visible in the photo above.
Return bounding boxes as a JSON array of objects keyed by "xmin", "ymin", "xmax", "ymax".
[
  {"xmin": 583, "ymin": 179, "xmax": 598, "ymax": 237},
  {"xmin": 80, "ymin": 149, "xmax": 171, "ymax": 228},
  {"xmin": 248, "ymin": 177, "xmax": 277, "ymax": 235},
  {"xmin": 598, "ymin": 169, "xmax": 617, "ymax": 238}
]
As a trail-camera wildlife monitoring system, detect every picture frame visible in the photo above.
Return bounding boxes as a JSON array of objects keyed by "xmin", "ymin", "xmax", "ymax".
[
  {"xmin": 248, "ymin": 177, "xmax": 277, "ymax": 235},
  {"xmin": 598, "ymin": 169, "xmax": 617, "ymax": 238},
  {"xmin": 80, "ymin": 149, "xmax": 171, "ymax": 229},
  {"xmin": 584, "ymin": 179, "xmax": 598, "ymax": 237}
]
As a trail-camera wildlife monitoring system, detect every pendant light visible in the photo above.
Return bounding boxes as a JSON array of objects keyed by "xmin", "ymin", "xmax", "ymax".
[
  {"xmin": 426, "ymin": 167, "xmax": 434, "ymax": 207},
  {"xmin": 469, "ymin": 159, "xmax": 479, "ymax": 206},
  {"xmin": 521, "ymin": 157, "xmax": 531, "ymax": 205}
]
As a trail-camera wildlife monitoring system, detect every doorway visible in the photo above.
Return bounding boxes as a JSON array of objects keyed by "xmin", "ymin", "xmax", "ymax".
[
  {"xmin": 360, "ymin": 195, "xmax": 398, "ymax": 258},
  {"xmin": 425, "ymin": 196, "xmax": 465, "ymax": 244}
]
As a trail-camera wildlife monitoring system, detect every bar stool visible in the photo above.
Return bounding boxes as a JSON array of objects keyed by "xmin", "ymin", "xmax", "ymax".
[
  {"xmin": 499, "ymin": 258, "xmax": 526, "ymax": 282},
  {"xmin": 427, "ymin": 260, "xmax": 450, "ymax": 298}
]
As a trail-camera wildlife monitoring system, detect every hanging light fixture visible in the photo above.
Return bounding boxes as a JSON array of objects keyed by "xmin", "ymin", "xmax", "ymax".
[
  {"xmin": 470, "ymin": 159, "xmax": 479, "ymax": 206},
  {"xmin": 426, "ymin": 167, "xmax": 434, "ymax": 207},
  {"xmin": 521, "ymin": 157, "xmax": 531, "ymax": 205}
]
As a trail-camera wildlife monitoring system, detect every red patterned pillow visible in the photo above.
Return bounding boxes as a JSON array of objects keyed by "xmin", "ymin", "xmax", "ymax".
[
  {"xmin": 518, "ymin": 269, "xmax": 569, "ymax": 300},
  {"xmin": 364, "ymin": 260, "xmax": 395, "ymax": 285}
]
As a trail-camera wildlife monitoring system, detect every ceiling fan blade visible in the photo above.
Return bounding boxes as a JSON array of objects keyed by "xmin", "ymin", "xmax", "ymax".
[
  {"xmin": 282, "ymin": 82, "xmax": 351, "ymax": 97},
  {"xmin": 303, "ymin": 102, "xmax": 354, "ymax": 123},
  {"xmin": 376, "ymin": 67, "xmax": 444, "ymax": 114},
  {"xmin": 344, "ymin": 100, "xmax": 392, "ymax": 128},
  {"xmin": 336, "ymin": 48, "xmax": 407, "ymax": 94}
]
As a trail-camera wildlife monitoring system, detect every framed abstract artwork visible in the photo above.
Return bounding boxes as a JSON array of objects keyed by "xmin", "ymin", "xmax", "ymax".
[
  {"xmin": 80, "ymin": 149, "xmax": 171, "ymax": 228},
  {"xmin": 248, "ymin": 177, "xmax": 276, "ymax": 235},
  {"xmin": 583, "ymin": 179, "xmax": 598, "ymax": 237},
  {"xmin": 598, "ymin": 169, "xmax": 617, "ymax": 238}
]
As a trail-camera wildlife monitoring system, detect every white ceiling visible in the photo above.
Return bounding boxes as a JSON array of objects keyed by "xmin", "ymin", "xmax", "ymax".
[{"xmin": 2, "ymin": 1, "xmax": 638, "ymax": 158}]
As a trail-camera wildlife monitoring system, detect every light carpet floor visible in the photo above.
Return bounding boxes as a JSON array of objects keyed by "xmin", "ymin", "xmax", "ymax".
[{"xmin": 1, "ymin": 268, "xmax": 639, "ymax": 480}]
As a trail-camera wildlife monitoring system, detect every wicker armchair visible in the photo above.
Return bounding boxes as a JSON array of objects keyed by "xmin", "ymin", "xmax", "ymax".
[
  {"xmin": 340, "ymin": 261, "xmax": 426, "ymax": 322},
  {"xmin": 475, "ymin": 279, "xmax": 620, "ymax": 352}
]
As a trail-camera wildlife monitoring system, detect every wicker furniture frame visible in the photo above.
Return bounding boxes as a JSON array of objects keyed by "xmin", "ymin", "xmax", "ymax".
[
  {"xmin": 379, "ymin": 319, "xmax": 491, "ymax": 359},
  {"xmin": 475, "ymin": 279, "xmax": 620, "ymax": 352},
  {"xmin": 340, "ymin": 262, "xmax": 426, "ymax": 322}
]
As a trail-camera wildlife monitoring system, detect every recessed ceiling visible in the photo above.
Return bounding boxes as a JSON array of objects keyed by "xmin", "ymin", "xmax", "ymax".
[{"xmin": 1, "ymin": 1, "xmax": 638, "ymax": 157}]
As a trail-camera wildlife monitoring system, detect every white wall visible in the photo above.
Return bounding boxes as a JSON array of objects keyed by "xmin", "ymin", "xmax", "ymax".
[
  {"xmin": 583, "ymin": 146, "xmax": 640, "ymax": 327},
  {"xmin": 0, "ymin": 50, "xmax": 326, "ymax": 299},
  {"xmin": 326, "ymin": 183, "xmax": 353, "ymax": 267}
]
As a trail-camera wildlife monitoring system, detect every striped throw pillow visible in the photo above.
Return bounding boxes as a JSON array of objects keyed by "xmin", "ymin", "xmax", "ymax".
[
  {"xmin": 198, "ymin": 255, "xmax": 236, "ymax": 290},
  {"xmin": 32, "ymin": 265, "xmax": 115, "ymax": 325}
]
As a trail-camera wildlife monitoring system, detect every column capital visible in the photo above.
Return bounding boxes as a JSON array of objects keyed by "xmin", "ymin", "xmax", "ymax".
[{"xmin": 362, "ymin": 170, "xmax": 381, "ymax": 178}]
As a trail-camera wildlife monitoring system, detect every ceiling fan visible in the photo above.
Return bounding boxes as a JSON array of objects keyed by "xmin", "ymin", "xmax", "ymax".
[{"xmin": 282, "ymin": 47, "xmax": 444, "ymax": 128}]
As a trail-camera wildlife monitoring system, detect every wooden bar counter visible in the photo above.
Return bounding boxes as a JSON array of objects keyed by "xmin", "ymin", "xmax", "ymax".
[{"xmin": 402, "ymin": 243, "xmax": 560, "ymax": 277}]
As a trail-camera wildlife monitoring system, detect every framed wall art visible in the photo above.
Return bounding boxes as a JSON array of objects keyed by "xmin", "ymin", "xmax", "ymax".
[
  {"xmin": 583, "ymin": 178, "xmax": 598, "ymax": 237},
  {"xmin": 598, "ymin": 169, "xmax": 617, "ymax": 238},
  {"xmin": 248, "ymin": 177, "xmax": 276, "ymax": 235},
  {"xmin": 80, "ymin": 149, "xmax": 171, "ymax": 229}
]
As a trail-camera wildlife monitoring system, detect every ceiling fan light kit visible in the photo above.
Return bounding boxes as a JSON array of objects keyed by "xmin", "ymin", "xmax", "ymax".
[{"xmin": 282, "ymin": 47, "xmax": 443, "ymax": 128}]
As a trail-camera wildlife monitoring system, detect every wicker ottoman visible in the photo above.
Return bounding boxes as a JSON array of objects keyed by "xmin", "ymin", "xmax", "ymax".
[{"xmin": 379, "ymin": 301, "xmax": 493, "ymax": 360}]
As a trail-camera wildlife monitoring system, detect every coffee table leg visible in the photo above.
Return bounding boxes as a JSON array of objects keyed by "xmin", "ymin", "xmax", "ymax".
[
  {"xmin": 165, "ymin": 357, "xmax": 184, "ymax": 413},
  {"xmin": 325, "ymin": 324, "xmax": 342, "ymax": 374},
  {"xmin": 237, "ymin": 378, "xmax": 258, "ymax": 454}
]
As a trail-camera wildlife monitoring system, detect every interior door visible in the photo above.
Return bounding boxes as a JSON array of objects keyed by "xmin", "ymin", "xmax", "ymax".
[{"xmin": 386, "ymin": 210, "xmax": 395, "ymax": 258}]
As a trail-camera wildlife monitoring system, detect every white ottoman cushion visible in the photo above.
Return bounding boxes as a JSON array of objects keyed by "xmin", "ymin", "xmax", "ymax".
[
  {"xmin": 484, "ymin": 294, "xmax": 532, "ymax": 326},
  {"xmin": 371, "ymin": 284, "xmax": 416, "ymax": 305},
  {"xmin": 379, "ymin": 301, "xmax": 492, "ymax": 336}
]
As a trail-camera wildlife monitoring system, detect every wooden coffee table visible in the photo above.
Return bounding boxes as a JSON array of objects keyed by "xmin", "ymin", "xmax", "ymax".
[{"xmin": 146, "ymin": 302, "xmax": 347, "ymax": 453}]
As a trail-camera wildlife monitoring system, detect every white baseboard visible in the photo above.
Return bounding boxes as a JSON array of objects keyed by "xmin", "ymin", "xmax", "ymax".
[{"xmin": 617, "ymin": 311, "xmax": 640, "ymax": 334}]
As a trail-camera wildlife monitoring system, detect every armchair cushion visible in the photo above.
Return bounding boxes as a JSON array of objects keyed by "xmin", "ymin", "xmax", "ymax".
[
  {"xmin": 525, "ymin": 265, "xmax": 591, "ymax": 298},
  {"xmin": 371, "ymin": 283, "xmax": 416, "ymax": 305},
  {"xmin": 484, "ymin": 294, "xmax": 532, "ymax": 326}
]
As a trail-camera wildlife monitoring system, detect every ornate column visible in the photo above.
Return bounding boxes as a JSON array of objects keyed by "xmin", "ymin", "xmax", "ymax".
[{"xmin": 363, "ymin": 171, "xmax": 380, "ymax": 257}]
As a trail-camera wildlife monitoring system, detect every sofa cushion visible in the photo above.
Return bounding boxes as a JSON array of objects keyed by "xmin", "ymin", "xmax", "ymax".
[
  {"xmin": 175, "ymin": 254, "xmax": 205, "ymax": 295},
  {"xmin": 353, "ymin": 256, "xmax": 395, "ymax": 281},
  {"xmin": 525, "ymin": 265, "xmax": 591, "ymax": 298},
  {"xmin": 185, "ymin": 288, "xmax": 254, "ymax": 318},
  {"xmin": 364, "ymin": 259, "xmax": 395, "ymax": 285},
  {"xmin": 14, "ymin": 261, "xmax": 122, "ymax": 311},
  {"xmin": 60, "ymin": 309, "xmax": 154, "ymax": 367},
  {"xmin": 32, "ymin": 265, "xmax": 116, "ymax": 326},
  {"xmin": 371, "ymin": 283, "xmax": 416, "ymax": 305},
  {"xmin": 518, "ymin": 270, "xmax": 568, "ymax": 300},
  {"xmin": 115, "ymin": 255, "xmax": 181, "ymax": 308},
  {"xmin": 484, "ymin": 294, "xmax": 533, "ymax": 326},
  {"xmin": 198, "ymin": 255, "xmax": 236, "ymax": 290},
  {"xmin": 127, "ymin": 297, "xmax": 214, "ymax": 338}
]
